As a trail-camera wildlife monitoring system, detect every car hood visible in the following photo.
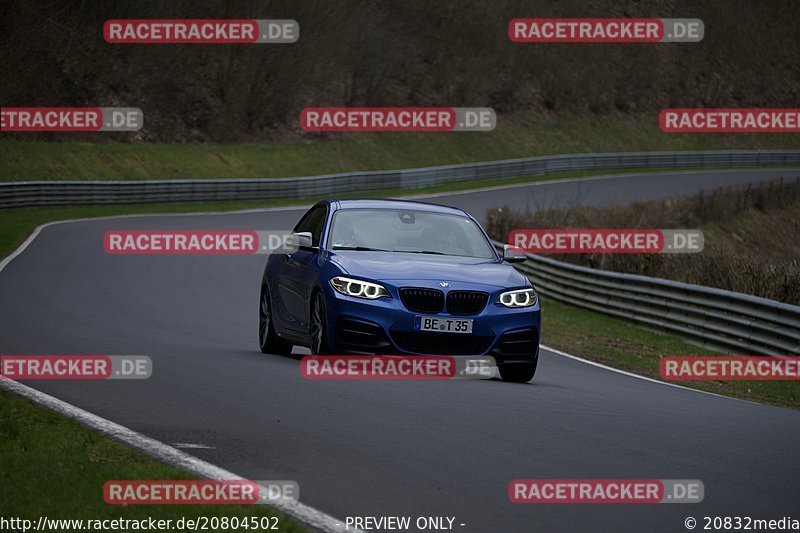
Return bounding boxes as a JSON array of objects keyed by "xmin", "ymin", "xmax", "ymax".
[{"xmin": 329, "ymin": 251, "xmax": 529, "ymax": 288}]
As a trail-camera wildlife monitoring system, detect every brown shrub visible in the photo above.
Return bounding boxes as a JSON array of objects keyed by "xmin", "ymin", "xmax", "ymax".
[{"xmin": 486, "ymin": 179, "xmax": 800, "ymax": 304}]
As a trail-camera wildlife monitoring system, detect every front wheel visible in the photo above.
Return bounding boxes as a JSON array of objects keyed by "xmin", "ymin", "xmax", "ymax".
[
  {"xmin": 498, "ymin": 357, "xmax": 538, "ymax": 383},
  {"xmin": 309, "ymin": 291, "xmax": 331, "ymax": 355},
  {"xmin": 259, "ymin": 285, "xmax": 293, "ymax": 355}
]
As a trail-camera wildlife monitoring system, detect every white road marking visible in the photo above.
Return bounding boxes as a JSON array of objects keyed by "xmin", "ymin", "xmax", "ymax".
[{"xmin": 172, "ymin": 442, "xmax": 217, "ymax": 450}]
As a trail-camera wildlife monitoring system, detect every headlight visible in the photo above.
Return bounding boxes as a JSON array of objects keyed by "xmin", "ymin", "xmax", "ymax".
[
  {"xmin": 497, "ymin": 288, "xmax": 537, "ymax": 308},
  {"xmin": 330, "ymin": 276, "xmax": 390, "ymax": 300}
]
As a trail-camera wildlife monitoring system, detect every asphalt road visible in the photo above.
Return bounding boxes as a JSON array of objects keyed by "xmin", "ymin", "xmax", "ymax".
[{"xmin": 1, "ymin": 169, "xmax": 799, "ymax": 532}]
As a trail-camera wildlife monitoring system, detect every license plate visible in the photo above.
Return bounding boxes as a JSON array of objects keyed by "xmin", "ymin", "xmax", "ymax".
[{"xmin": 416, "ymin": 316, "xmax": 473, "ymax": 334}]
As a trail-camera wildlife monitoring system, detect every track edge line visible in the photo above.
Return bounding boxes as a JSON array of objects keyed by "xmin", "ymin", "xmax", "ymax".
[{"xmin": 540, "ymin": 344, "xmax": 759, "ymax": 405}]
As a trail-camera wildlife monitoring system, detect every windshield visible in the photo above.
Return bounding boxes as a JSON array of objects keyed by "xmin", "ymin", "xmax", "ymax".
[{"xmin": 328, "ymin": 208, "xmax": 496, "ymax": 259}]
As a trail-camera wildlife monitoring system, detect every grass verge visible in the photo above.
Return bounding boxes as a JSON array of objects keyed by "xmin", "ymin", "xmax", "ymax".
[
  {"xmin": 0, "ymin": 388, "xmax": 305, "ymax": 531},
  {"xmin": 2, "ymin": 114, "xmax": 799, "ymax": 182},
  {"xmin": 541, "ymin": 298, "xmax": 800, "ymax": 409}
]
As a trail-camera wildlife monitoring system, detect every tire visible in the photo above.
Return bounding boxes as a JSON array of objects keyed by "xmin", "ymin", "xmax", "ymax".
[
  {"xmin": 309, "ymin": 291, "xmax": 331, "ymax": 355},
  {"xmin": 259, "ymin": 284, "xmax": 293, "ymax": 355},
  {"xmin": 498, "ymin": 356, "xmax": 538, "ymax": 383}
]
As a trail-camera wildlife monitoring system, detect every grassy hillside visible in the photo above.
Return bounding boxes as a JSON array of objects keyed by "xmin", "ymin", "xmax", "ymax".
[{"xmin": 2, "ymin": 114, "xmax": 799, "ymax": 182}]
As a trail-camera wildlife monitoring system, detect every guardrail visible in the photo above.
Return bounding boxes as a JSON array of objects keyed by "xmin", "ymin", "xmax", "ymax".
[
  {"xmin": 492, "ymin": 241, "xmax": 800, "ymax": 356},
  {"xmin": 2, "ymin": 150, "xmax": 799, "ymax": 208}
]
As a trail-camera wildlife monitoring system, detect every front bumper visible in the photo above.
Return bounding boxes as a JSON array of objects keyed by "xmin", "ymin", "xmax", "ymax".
[{"xmin": 323, "ymin": 284, "xmax": 540, "ymax": 364}]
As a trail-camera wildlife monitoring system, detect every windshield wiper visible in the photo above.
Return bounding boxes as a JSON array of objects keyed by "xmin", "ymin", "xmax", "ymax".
[
  {"xmin": 331, "ymin": 245, "xmax": 389, "ymax": 252},
  {"xmin": 333, "ymin": 246, "xmax": 447, "ymax": 255},
  {"xmin": 400, "ymin": 250, "xmax": 446, "ymax": 255}
]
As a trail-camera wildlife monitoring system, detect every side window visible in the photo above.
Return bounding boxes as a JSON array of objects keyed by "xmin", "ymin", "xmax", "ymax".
[
  {"xmin": 293, "ymin": 205, "xmax": 327, "ymax": 247},
  {"xmin": 308, "ymin": 206, "xmax": 327, "ymax": 246}
]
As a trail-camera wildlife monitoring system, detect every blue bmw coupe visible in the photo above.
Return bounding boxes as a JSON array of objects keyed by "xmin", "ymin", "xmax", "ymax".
[{"xmin": 259, "ymin": 199, "xmax": 541, "ymax": 382}]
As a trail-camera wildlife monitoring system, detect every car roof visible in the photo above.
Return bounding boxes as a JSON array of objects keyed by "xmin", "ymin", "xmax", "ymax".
[{"xmin": 327, "ymin": 198, "xmax": 469, "ymax": 216}]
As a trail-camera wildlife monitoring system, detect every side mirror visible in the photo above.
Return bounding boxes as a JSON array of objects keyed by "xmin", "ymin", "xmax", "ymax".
[
  {"xmin": 286, "ymin": 231, "xmax": 313, "ymax": 250},
  {"xmin": 503, "ymin": 244, "xmax": 527, "ymax": 263}
]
